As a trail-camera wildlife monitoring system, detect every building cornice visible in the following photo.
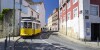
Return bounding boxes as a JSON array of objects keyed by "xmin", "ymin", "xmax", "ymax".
[{"xmin": 25, "ymin": 0, "xmax": 42, "ymax": 5}]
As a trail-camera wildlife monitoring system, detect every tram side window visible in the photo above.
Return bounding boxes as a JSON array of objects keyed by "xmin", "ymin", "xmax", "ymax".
[
  {"xmin": 36, "ymin": 24, "xmax": 40, "ymax": 29},
  {"xmin": 33, "ymin": 23, "xmax": 35, "ymax": 29},
  {"xmin": 38, "ymin": 24, "xmax": 40, "ymax": 28},
  {"xmin": 27, "ymin": 22, "xmax": 32, "ymax": 28},
  {"xmin": 24, "ymin": 22, "xmax": 27, "ymax": 28},
  {"xmin": 36, "ymin": 24, "xmax": 38, "ymax": 29}
]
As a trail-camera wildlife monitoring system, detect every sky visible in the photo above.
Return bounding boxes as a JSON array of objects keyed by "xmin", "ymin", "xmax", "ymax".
[{"xmin": 33, "ymin": 0, "xmax": 59, "ymax": 23}]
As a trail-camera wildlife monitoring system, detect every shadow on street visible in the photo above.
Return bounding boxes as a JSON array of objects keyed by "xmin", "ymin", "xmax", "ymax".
[
  {"xmin": 21, "ymin": 31, "xmax": 57, "ymax": 39},
  {"xmin": 0, "ymin": 41, "xmax": 15, "ymax": 50},
  {"xmin": 14, "ymin": 41, "xmax": 73, "ymax": 50}
]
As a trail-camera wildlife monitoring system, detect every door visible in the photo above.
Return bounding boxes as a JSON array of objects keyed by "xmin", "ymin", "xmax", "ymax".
[{"xmin": 91, "ymin": 23, "xmax": 100, "ymax": 41}]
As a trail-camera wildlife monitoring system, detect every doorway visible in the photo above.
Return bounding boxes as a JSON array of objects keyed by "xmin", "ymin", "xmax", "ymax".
[{"xmin": 91, "ymin": 23, "xmax": 100, "ymax": 41}]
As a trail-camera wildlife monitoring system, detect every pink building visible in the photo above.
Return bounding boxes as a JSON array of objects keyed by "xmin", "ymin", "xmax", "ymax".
[{"xmin": 59, "ymin": 0, "xmax": 100, "ymax": 41}]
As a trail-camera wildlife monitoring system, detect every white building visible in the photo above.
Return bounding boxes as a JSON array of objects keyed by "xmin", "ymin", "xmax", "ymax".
[
  {"xmin": 48, "ymin": 15, "xmax": 52, "ymax": 31},
  {"xmin": 32, "ymin": 2, "xmax": 46, "ymax": 28},
  {"xmin": 0, "ymin": 0, "xmax": 41, "ymax": 37},
  {"xmin": 48, "ymin": 8, "xmax": 59, "ymax": 31}
]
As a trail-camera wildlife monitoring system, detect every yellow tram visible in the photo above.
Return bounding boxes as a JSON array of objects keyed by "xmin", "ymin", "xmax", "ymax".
[{"xmin": 20, "ymin": 17, "xmax": 41, "ymax": 37}]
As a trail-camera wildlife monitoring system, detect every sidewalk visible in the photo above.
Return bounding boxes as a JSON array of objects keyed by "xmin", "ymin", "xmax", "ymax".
[
  {"xmin": 0, "ymin": 36, "xmax": 20, "ymax": 50},
  {"xmin": 56, "ymin": 32, "xmax": 100, "ymax": 48},
  {"xmin": 0, "ymin": 36, "xmax": 20, "ymax": 42}
]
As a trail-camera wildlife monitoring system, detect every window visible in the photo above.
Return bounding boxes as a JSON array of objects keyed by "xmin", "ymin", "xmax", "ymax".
[
  {"xmin": 73, "ymin": 0, "xmax": 78, "ymax": 4},
  {"xmin": 63, "ymin": 6, "xmax": 66, "ymax": 13},
  {"xmin": 90, "ymin": 5, "xmax": 99, "ymax": 16},
  {"xmin": 31, "ymin": 11, "xmax": 33, "ymax": 16},
  {"xmin": 67, "ymin": 1, "xmax": 70, "ymax": 9},
  {"xmin": 24, "ymin": 22, "xmax": 27, "ymax": 28},
  {"xmin": 36, "ymin": 24, "xmax": 40, "ymax": 29},
  {"xmin": 37, "ymin": 15, "xmax": 39, "ymax": 19},
  {"xmin": 67, "ymin": 12, "xmax": 71, "ymax": 20},
  {"xmin": 27, "ymin": 22, "xmax": 32, "ymax": 28},
  {"xmin": 73, "ymin": 7, "xmax": 78, "ymax": 17},
  {"xmin": 60, "ymin": 10, "xmax": 62, "ymax": 16},
  {"xmin": 33, "ymin": 23, "xmax": 35, "ymax": 29},
  {"xmin": 63, "ymin": 15, "xmax": 66, "ymax": 21}
]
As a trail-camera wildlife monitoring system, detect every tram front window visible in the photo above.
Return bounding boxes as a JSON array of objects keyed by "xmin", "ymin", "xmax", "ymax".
[
  {"xmin": 21, "ymin": 22, "xmax": 27, "ymax": 28},
  {"xmin": 27, "ymin": 22, "xmax": 32, "ymax": 28},
  {"xmin": 21, "ymin": 22, "xmax": 32, "ymax": 28},
  {"xmin": 24, "ymin": 22, "xmax": 27, "ymax": 28}
]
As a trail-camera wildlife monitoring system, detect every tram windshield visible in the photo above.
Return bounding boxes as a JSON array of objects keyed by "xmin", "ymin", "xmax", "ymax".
[
  {"xmin": 21, "ymin": 22, "xmax": 32, "ymax": 28},
  {"xmin": 27, "ymin": 22, "xmax": 32, "ymax": 28}
]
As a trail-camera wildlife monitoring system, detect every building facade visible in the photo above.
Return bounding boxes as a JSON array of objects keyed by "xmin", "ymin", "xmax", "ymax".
[
  {"xmin": 52, "ymin": 8, "xmax": 59, "ymax": 31},
  {"xmin": 31, "ymin": 2, "xmax": 46, "ymax": 28},
  {"xmin": 59, "ymin": 0, "xmax": 67, "ymax": 35},
  {"xmin": 48, "ymin": 14, "xmax": 52, "ymax": 31},
  {"xmin": 48, "ymin": 8, "xmax": 59, "ymax": 31},
  {"xmin": 59, "ymin": 0, "xmax": 100, "ymax": 41}
]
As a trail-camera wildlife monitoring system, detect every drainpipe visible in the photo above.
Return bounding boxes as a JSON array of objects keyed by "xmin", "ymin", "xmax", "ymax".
[{"xmin": 66, "ymin": 1, "xmax": 67, "ymax": 35}]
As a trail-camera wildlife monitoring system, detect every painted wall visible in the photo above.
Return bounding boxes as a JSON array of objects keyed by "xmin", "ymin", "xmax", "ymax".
[
  {"xmin": 48, "ymin": 15, "xmax": 52, "ymax": 30},
  {"xmin": 59, "ymin": 0, "xmax": 67, "ymax": 35},
  {"xmin": 78, "ymin": 0, "xmax": 85, "ymax": 40},
  {"xmin": 32, "ymin": 3, "xmax": 46, "ymax": 28},
  {"xmin": 59, "ymin": 0, "xmax": 100, "ymax": 41}
]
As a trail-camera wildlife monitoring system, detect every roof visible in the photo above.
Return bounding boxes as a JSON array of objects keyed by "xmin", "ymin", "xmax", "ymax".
[{"xmin": 25, "ymin": 0, "xmax": 42, "ymax": 5}]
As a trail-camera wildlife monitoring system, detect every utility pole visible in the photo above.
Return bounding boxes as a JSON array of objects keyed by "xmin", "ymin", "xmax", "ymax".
[
  {"xmin": 66, "ymin": 1, "xmax": 67, "ymax": 35},
  {"xmin": 19, "ymin": 0, "xmax": 22, "ymax": 36},
  {"xmin": 13, "ymin": 0, "xmax": 15, "ymax": 39}
]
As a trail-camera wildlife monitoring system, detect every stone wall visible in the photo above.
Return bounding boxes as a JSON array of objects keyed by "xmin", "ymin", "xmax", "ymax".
[
  {"xmin": 0, "ymin": 21, "xmax": 3, "ymax": 38},
  {"xmin": 2, "ymin": 10, "xmax": 14, "ymax": 37}
]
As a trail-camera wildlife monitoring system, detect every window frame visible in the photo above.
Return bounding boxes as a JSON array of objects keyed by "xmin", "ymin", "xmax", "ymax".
[
  {"xmin": 73, "ymin": 0, "xmax": 78, "ymax": 4},
  {"xmin": 67, "ymin": 1, "xmax": 70, "ymax": 9},
  {"xmin": 90, "ymin": 4, "xmax": 99, "ymax": 16},
  {"xmin": 27, "ymin": 22, "xmax": 32, "ymax": 28},
  {"xmin": 73, "ymin": 7, "xmax": 78, "ymax": 18},
  {"xmin": 33, "ymin": 23, "xmax": 35, "ymax": 29},
  {"xmin": 63, "ymin": 6, "xmax": 66, "ymax": 13},
  {"xmin": 67, "ymin": 12, "xmax": 71, "ymax": 20}
]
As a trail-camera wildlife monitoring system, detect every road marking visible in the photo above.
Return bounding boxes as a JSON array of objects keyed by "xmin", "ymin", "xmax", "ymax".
[
  {"xmin": 40, "ymin": 32, "xmax": 65, "ymax": 49},
  {"xmin": 42, "ymin": 40, "xmax": 65, "ymax": 50},
  {"xmin": 42, "ymin": 40, "xmax": 52, "ymax": 45}
]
